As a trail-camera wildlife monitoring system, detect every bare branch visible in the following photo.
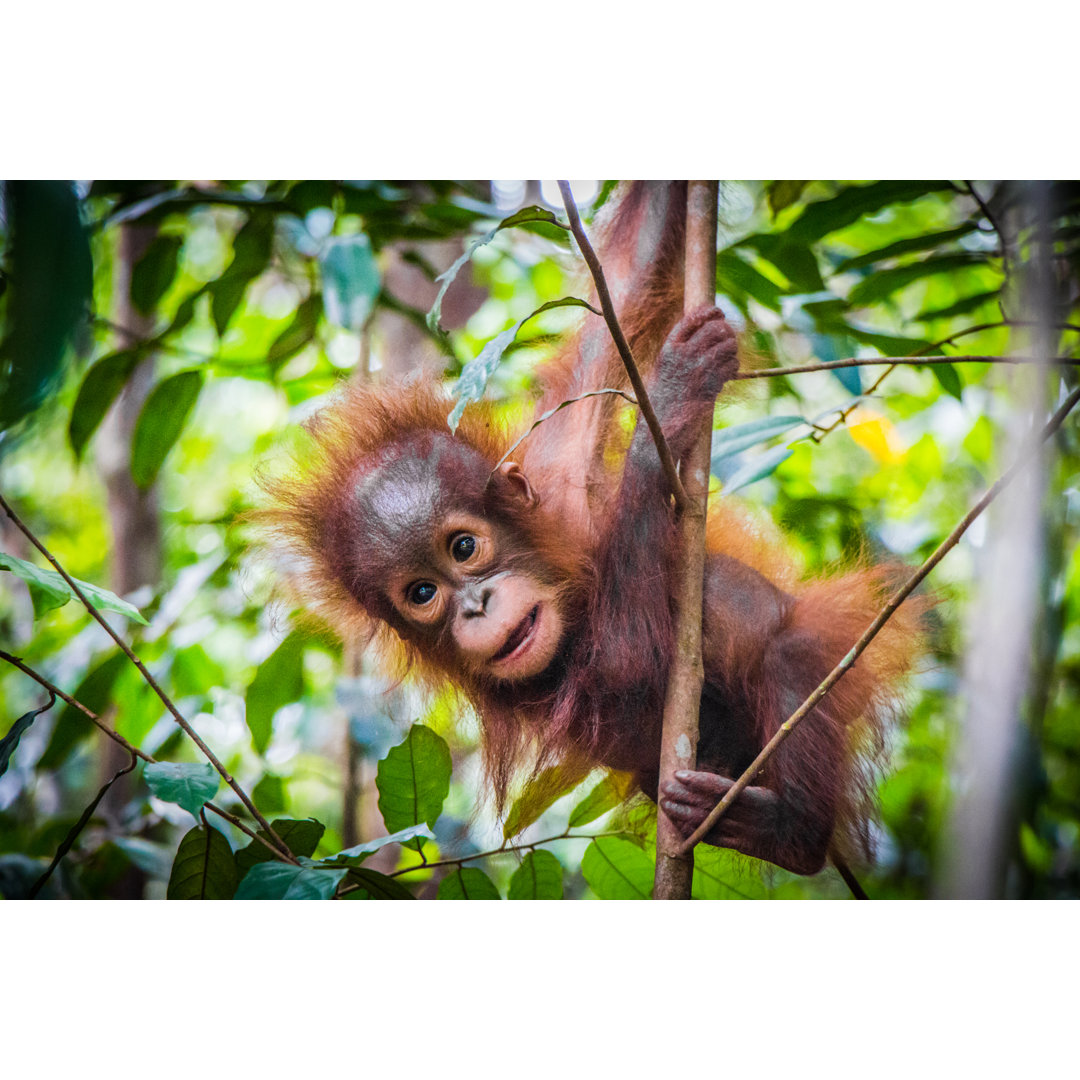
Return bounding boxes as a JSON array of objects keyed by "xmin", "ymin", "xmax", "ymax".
[
  {"xmin": 0, "ymin": 648, "xmax": 294, "ymax": 862},
  {"xmin": 333, "ymin": 828, "xmax": 629, "ymax": 896},
  {"xmin": 29, "ymin": 751, "xmax": 139, "ymax": 898},
  {"xmin": 490, "ymin": 388, "xmax": 638, "ymax": 475},
  {"xmin": 0, "ymin": 647, "xmax": 152, "ymax": 762},
  {"xmin": 794, "ymin": 319, "xmax": 1079, "ymax": 443},
  {"xmin": 677, "ymin": 382, "xmax": 1080, "ymax": 856},
  {"xmin": 653, "ymin": 180, "xmax": 718, "ymax": 900},
  {"xmin": 735, "ymin": 353, "xmax": 1080, "ymax": 380},
  {"xmin": 964, "ymin": 181, "xmax": 1013, "ymax": 303},
  {"xmin": 557, "ymin": 181, "xmax": 690, "ymax": 511},
  {"xmin": 0, "ymin": 491, "xmax": 291, "ymax": 861}
]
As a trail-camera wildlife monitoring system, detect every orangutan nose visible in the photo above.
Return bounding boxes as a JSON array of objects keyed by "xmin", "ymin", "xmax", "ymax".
[{"xmin": 460, "ymin": 581, "xmax": 492, "ymax": 618}]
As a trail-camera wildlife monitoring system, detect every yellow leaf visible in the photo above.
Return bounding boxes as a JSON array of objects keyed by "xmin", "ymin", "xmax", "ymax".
[{"xmin": 847, "ymin": 407, "xmax": 906, "ymax": 464}]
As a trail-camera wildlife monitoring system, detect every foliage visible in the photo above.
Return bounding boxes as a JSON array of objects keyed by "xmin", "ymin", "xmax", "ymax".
[{"xmin": 1, "ymin": 179, "xmax": 1079, "ymax": 899}]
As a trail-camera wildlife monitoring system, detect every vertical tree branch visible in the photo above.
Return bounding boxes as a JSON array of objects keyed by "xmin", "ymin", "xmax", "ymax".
[{"xmin": 653, "ymin": 181, "xmax": 718, "ymax": 900}]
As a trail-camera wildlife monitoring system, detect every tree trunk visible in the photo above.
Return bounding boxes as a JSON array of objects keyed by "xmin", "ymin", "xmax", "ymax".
[{"xmin": 95, "ymin": 220, "xmax": 163, "ymax": 833}]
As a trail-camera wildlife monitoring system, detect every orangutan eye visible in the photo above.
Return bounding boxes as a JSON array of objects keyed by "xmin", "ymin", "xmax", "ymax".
[
  {"xmin": 451, "ymin": 535, "xmax": 476, "ymax": 562},
  {"xmin": 408, "ymin": 582, "xmax": 437, "ymax": 605}
]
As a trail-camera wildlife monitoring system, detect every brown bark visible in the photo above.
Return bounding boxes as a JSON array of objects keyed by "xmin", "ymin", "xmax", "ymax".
[{"xmin": 653, "ymin": 181, "xmax": 718, "ymax": 899}]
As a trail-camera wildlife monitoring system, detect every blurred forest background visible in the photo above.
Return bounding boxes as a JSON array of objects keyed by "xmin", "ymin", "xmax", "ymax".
[{"xmin": 1, "ymin": 178, "xmax": 1078, "ymax": 900}]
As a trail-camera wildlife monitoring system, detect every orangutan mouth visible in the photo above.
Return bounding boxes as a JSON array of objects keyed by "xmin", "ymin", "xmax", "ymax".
[{"xmin": 492, "ymin": 605, "xmax": 540, "ymax": 663}]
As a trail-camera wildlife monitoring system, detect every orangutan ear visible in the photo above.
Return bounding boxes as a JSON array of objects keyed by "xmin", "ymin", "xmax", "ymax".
[{"xmin": 496, "ymin": 461, "xmax": 539, "ymax": 509}]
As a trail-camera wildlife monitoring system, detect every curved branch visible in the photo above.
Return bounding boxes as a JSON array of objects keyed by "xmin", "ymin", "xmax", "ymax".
[
  {"xmin": 490, "ymin": 388, "xmax": 638, "ymax": 475},
  {"xmin": 557, "ymin": 181, "xmax": 689, "ymax": 511}
]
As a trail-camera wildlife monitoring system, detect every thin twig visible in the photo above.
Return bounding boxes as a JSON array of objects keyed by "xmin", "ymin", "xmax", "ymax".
[
  {"xmin": 338, "ymin": 828, "xmax": 626, "ymax": 889},
  {"xmin": 0, "ymin": 648, "xmax": 153, "ymax": 761},
  {"xmin": 801, "ymin": 320, "xmax": 1079, "ymax": 443},
  {"xmin": 490, "ymin": 388, "xmax": 638, "ymax": 474},
  {"xmin": 0, "ymin": 648, "xmax": 294, "ymax": 861},
  {"xmin": 557, "ymin": 181, "xmax": 690, "ymax": 511},
  {"xmin": 28, "ymin": 751, "xmax": 139, "ymax": 898},
  {"xmin": 964, "ymin": 180, "xmax": 1012, "ymax": 305},
  {"xmin": 677, "ymin": 383, "xmax": 1080, "ymax": 856},
  {"xmin": 0, "ymin": 491, "xmax": 291, "ymax": 860},
  {"xmin": 735, "ymin": 354, "xmax": 1080, "ymax": 380}
]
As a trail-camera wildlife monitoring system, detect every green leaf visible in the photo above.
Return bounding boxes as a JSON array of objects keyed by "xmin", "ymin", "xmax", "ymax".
[
  {"xmin": 436, "ymin": 867, "xmax": 501, "ymax": 900},
  {"xmin": 427, "ymin": 206, "xmax": 567, "ymax": 335},
  {"xmin": 143, "ymin": 761, "xmax": 219, "ymax": 819},
  {"xmin": 251, "ymin": 774, "xmax": 286, "ymax": 814},
  {"xmin": 692, "ymin": 846, "xmax": 767, "ymax": 899},
  {"xmin": 0, "ymin": 552, "xmax": 148, "ymax": 623},
  {"xmin": 1, "ymin": 699, "xmax": 54, "ymax": 778},
  {"xmin": 235, "ymin": 862, "xmax": 346, "ymax": 900},
  {"xmin": 320, "ymin": 234, "xmax": 380, "ymax": 330},
  {"xmin": 787, "ymin": 181, "xmax": 954, "ymax": 244},
  {"xmin": 719, "ymin": 445, "xmax": 794, "ymax": 494},
  {"xmin": 844, "ymin": 325, "xmax": 933, "ymax": 357},
  {"xmin": 929, "ymin": 362, "xmax": 964, "ymax": 401},
  {"xmin": 497, "ymin": 205, "xmax": 564, "ymax": 231},
  {"xmin": 235, "ymin": 818, "xmax": 325, "ymax": 876},
  {"xmin": 503, "ymin": 763, "xmax": 583, "ymax": 839},
  {"xmin": 376, "ymin": 724, "xmax": 452, "ymax": 848},
  {"xmin": 131, "ymin": 234, "xmax": 183, "ymax": 314},
  {"xmin": 581, "ymin": 836, "xmax": 654, "ymax": 899},
  {"xmin": 715, "ymin": 251, "xmax": 784, "ymax": 311},
  {"xmin": 590, "ymin": 180, "xmax": 619, "ymax": 216},
  {"xmin": 322, "ymin": 824, "xmax": 435, "ymax": 866},
  {"xmin": 164, "ymin": 286, "xmax": 207, "ymax": 337},
  {"xmin": 738, "ymin": 234, "xmax": 824, "ymax": 292},
  {"xmin": 1019, "ymin": 823, "xmax": 1055, "ymax": 875},
  {"xmin": 710, "ymin": 415, "xmax": 807, "ymax": 464},
  {"xmin": 267, "ymin": 294, "xmax": 322, "ymax": 372},
  {"xmin": 112, "ymin": 837, "xmax": 174, "ymax": 879},
  {"xmin": 568, "ymin": 773, "xmax": 633, "ymax": 828},
  {"xmin": 130, "ymin": 370, "xmax": 203, "ymax": 489},
  {"xmin": 244, "ymin": 631, "xmax": 306, "ymax": 755},
  {"xmin": 916, "ymin": 290, "xmax": 1000, "ymax": 322},
  {"xmin": 211, "ymin": 215, "xmax": 274, "ymax": 335},
  {"xmin": 767, "ymin": 180, "xmax": 808, "ymax": 216},
  {"xmin": 835, "ymin": 223, "xmax": 979, "ymax": 272},
  {"xmin": 39, "ymin": 653, "xmax": 127, "ymax": 769},
  {"xmin": 848, "ymin": 254, "xmax": 983, "ymax": 307},
  {"xmin": 448, "ymin": 297, "xmax": 594, "ymax": 432},
  {"xmin": 508, "ymin": 850, "xmax": 563, "ymax": 899},
  {"xmin": 0, "ymin": 181, "xmax": 92, "ymax": 431},
  {"xmin": 341, "ymin": 868, "xmax": 416, "ymax": 899},
  {"xmin": 171, "ymin": 642, "xmax": 226, "ymax": 698},
  {"xmin": 0, "ymin": 552, "xmax": 74, "ymax": 618},
  {"xmin": 428, "ymin": 238, "xmax": 491, "ymax": 335},
  {"xmin": 68, "ymin": 349, "xmax": 141, "ymax": 458},
  {"xmin": 167, "ymin": 824, "xmax": 238, "ymax": 899}
]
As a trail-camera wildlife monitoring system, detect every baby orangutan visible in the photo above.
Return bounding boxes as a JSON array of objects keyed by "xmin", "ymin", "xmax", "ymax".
[{"xmin": 260, "ymin": 182, "xmax": 920, "ymax": 876}]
